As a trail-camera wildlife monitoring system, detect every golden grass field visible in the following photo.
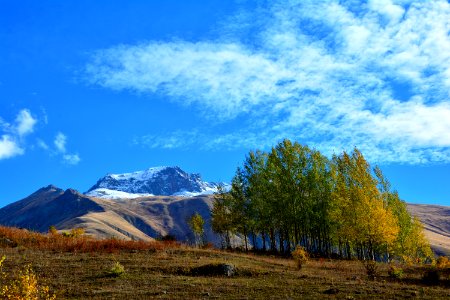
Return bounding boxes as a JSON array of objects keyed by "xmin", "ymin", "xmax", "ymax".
[{"xmin": 1, "ymin": 243, "xmax": 449, "ymax": 299}]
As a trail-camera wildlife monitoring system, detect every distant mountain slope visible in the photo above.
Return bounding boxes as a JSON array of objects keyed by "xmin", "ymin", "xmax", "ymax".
[
  {"xmin": 0, "ymin": 186, "xmax": 104, "ymax": 232},
  {"xmin": 0, "ymin": 185, "xmax": 64, "ymax": 221},
  {"xmin": 407, "ymin": 203, "xmax": 450, "ymax": 256},
  {"xmin": 0, "ymin": 186, "xmax": 218, "ymax": 244},
  {"xmin": 86, "ymin": 166, "xmax": 229, "ymax": 199}
]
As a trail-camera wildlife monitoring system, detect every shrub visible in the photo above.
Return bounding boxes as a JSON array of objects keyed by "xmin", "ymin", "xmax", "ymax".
[
  {"xmin": 292, "ymin": 246, "xmax": 309, "ymax": 270},
  {"xmin": 106, "ymin": 261, "xmax": 125, "ymax": 278},
  {"xmin": 62, "ymin": 227, "xmax": 85, "ymax": 238},
  {"xmin": 48, "ymin": 226, "xmax": 58, "ymax": 236},
  {"xmin": 70, "ymin": 227, "xmax": 85, "ymax": 238},
  {"xmin": 388, "ymin": 265, "xmax": 404, "ymax": 279},
  {"xmin": 436, "ymin": 256, "xmax": 450, "ymax": 269},
  {"xmin": 0, "ymin": 256, "xmax": 56, "ymax": 300},
  {"xmin": 0, "ymin": 225, "xmax": 175, "ymax": 253},
  {"xmin": 363, "ymin": 260, "xmax": 378, "ymax": 279}
]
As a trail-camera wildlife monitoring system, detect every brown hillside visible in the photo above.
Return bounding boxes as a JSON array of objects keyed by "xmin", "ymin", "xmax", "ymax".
[
  {"xmin": 0, "ymin": 188, "xmax": 217, "ymax": 245},
  {"xmin": 407, "ymin": 203, "xmax": 450, "ymax": 256}
]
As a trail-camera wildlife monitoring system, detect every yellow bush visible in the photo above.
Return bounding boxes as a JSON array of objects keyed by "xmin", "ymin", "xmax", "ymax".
[
  {"xmin": 0, "ymin": 256, "xmax": 55, "ymax": 300},
  {"xmin": 48, "ymin": 226, "xmax": 58, "ymax": 236},
  {"xmin": 106, "ymin": 261, "xmax": 125, "ymax": 278},
  {"xmin": 292, "ymin": 246, "xmax": 309, "ymax": 269},
  {"xmin": 436, "ymin": 256, "xmax": 450, "ymax": 269},
  {"xmin": 70, "ymin": 228, "xmax": 85, "ymax": 238}
]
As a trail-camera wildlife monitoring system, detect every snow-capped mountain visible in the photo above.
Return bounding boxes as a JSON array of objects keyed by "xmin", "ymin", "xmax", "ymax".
[{"xmin": 85, "ymin": 166, "xmax": 229, "ymax": 199}]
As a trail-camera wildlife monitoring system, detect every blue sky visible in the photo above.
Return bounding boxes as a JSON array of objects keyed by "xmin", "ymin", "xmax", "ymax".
[{"xmin": 1, "ymin": 0, "xmax": 449, "ymax": 206}]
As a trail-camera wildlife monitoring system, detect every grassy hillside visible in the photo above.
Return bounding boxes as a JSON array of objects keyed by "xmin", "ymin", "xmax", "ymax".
[{"xmin": 0, "ymin": 227, "xmax": 449, "ymax": 299}]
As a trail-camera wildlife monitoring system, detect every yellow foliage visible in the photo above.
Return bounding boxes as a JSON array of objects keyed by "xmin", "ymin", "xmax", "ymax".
[
  {"xmin": 398, "ymin": 217, "xmax": 433, "ymax": 263},
  {"xmin": 436, "ymin": 256, "xmax": 450, "ymax": 269},
  {"xmin": 48, "ymin": 226, "xmax": 58, "ymax": 236},
  {"xmin": 292, "ymin": 246, "xmax": 309, "ymax": 269},
  {"xmin": 331, "ymin": 149, "xmax": 399, "ymax": 255},
  {"xmin": 61, "ymin": 227, "xmax": 85, "ymax": 238},
  {"xmin": 0, "ymin": 256, "xmax": 55, "ymax": 300},
  {"xmin": 70, "ymin": 227, "xmax": 85, "ymax": 237}
]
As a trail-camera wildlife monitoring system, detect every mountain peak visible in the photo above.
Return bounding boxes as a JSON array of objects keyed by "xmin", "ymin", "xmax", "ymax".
[
  {"xmin": 107, "ymin": 166, "xmax": 175, "ymax": 181},
  {"xmin": 31, "ymin": 184, "xmax": 64, "ymax": 196},
  {"xmin": 45, "ymin": 184, "xmax": 59, "ymax": 190},
  {"xmin": 64, "ymin": 188, "xmax": 81, "ymax": 196},
  {"xmin": 85, "ymin": 166, "xmax": 229, "ymax": 199}
]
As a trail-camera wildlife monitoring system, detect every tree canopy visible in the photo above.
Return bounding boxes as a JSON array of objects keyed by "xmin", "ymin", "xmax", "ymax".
[{"xmin": 212, "ymin": 139, "xmax": 432, "ymax": 262}]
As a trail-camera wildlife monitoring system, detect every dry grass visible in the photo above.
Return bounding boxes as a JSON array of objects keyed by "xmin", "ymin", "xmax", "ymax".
[
  {"xmin": 0, "ymin": 226, "xmax": 176, "ymax": 253},
  {"xmin": 0, "ymin": 247, "xmax": 449, "ymax": 299},
  {"xmin": 0, "ymin": 226, "xmax": 449, "ymax": 299}
]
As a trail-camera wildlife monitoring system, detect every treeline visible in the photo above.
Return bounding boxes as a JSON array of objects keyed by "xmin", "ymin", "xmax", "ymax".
[{"xmin": 212, "ymin": 139, "xmax": 432, "ymax": 262}]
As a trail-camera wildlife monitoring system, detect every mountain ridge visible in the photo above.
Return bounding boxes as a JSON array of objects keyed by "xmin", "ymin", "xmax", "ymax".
[
  {"xmin": 86, "ymin": 166, "xmax": 230, "ymax": 199},
  {"xmin": 0, "ymin": 185, "xmax": 219, "ymax": 243}
]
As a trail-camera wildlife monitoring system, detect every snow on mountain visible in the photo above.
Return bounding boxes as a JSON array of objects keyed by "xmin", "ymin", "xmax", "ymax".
[
  {"xmin": 85, "ymin": 188, "xmax": 154, "ymax": 199},
  {"xmin": 85, "ymin": 166, "xmax": 230, "ymax": 199},
  {"xmin": 108, "ymin": 166, "xmax": 168, "ymax": 181}
]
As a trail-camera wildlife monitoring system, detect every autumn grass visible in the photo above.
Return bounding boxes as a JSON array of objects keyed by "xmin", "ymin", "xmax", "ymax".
[
  {"xmin": 0, "ymin": 247, "xmax": 448, "ymax": 299},
  {"xmin": 0, "ymin": 226, "xmax": 449, "ymax": 299},
  {"xmin": 0, "ymin": 226, "xmax": 176, "ymax": 253}
]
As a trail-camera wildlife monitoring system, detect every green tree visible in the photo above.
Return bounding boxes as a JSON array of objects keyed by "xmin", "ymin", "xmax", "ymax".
[
  {"xmin": 188, "ymin": 212, "xmax": 205, "ymax": 247},
  {"xmin": 242, "ymin": 150, "xmax": 273, "ymax": 251},
  {"xmin": 211, "ymin": 139, "xmax": 432, "ymax": 263},
  {"xmin": 229, "ymin": 167, "xmax": 252, "ymax": 251},
  {"xmin": 212, "ymin": 184, "xmax": 235, "ymax": 249}
]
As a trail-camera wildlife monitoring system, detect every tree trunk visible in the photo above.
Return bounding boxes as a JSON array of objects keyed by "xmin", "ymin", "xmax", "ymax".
[{"xmin": 262, "ymin": 231, "xmax": 267, "ymax": 251}]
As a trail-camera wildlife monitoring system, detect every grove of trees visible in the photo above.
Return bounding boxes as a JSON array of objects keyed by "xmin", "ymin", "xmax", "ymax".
[{"xmin": 212, "ymin": 139, "xmax": 432, "ymax": 262}]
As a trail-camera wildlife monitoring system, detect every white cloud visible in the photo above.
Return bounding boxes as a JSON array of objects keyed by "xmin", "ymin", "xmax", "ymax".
[
  {"xmin": 54, "ymin": 132, "xmax": 66, "ymax": 153},
  {"xmin": 0, "ymin": 110, "xmax": 81, "ymax": 164},
  {"xmin": 15, "ymin": 109, "xmax": 37, "ymax": 136},
  {"xmin": 53, "ymin": 132, "xmax": 80, "ymax": 165},
  {"xmin": 0, "ymin": 109, "xmax": 38, "ymax": 160},
  {"xmin": 368, "ymin": 0, "xmax": 405, "ymax": 22},
  {"xmin": 0, "ymin": 135, "xmax": 23, "ymax": 159},
  {"xmin": 63, "ymin": 154, "xmax": 81, "ymax": 165},
  {"xmin": 87, "ymin": 42, "xmax": 286, "ymax": 118},
  {"xmin": 87, "ymin": 0, "xmax": 450, "ymax": 164}
]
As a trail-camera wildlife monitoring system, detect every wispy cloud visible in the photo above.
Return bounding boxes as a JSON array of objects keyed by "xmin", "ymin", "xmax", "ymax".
[
  {"xmin": 53, "ymin": 132, "xmax": 81, "ymax": 165},
  {"xmin": 0, "ymin": 109, "xmax": 81, "ymax": 165},
  {"xmin": 36, "ymin": 139, "xmax": 49, "ymax": 150},
  {"xmin": 63, "ymin": 154, "xmax": 81, "ymax": 165},
  {"xmin": 87, "ymin": 0, "xmax": 450, "ymax": 164},
  {"xmin": 15, "ymin": 109, "xmax": 37, "ymax": 136},
  {"xmin": 54, "ymin": 132, "xmax": 67, "ymax": 153}
]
